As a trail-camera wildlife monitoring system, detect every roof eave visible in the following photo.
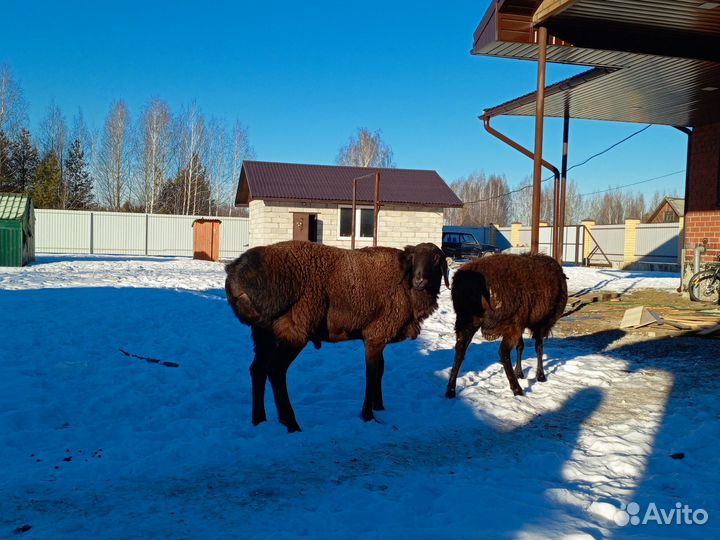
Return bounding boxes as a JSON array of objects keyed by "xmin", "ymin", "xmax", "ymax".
[{"xmin": 252, "ymin": 196, "xmax": 463, "ymax": 209}]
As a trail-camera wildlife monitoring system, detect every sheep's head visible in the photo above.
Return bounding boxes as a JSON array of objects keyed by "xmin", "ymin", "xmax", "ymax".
[{"xmin": 404, "ymin": 243, "xmax": 449, "ymax": 292}]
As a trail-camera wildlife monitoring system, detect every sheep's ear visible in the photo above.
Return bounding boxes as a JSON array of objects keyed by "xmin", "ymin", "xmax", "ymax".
[
  {"xmin": 399, "ymin": 247, "xmax": 414, "ymax": 283},
  {"xmin": 440, "ymin": 255, "xmax": 450, "ymax": 289},
  {"xmin": 403, "ymin": 245, "xmax": 416, "ymax": 264},
  {"xmin": 481, "ymin": 285, "xmax": 494, "ymax": 312}
]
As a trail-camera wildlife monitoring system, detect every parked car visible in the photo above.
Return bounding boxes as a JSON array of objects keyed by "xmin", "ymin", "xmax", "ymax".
[{"xmin": 442, "ymin": 232, "xmax": 500, "ymax": 259}]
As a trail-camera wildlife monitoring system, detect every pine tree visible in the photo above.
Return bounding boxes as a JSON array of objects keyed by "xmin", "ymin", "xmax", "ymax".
[
  {"xmin": 64, "ymin": 138, "xmax": 93, "ymax": 209},
  {"xmin": 8, "ymin": 128, "xmax": 39, "ymax": 194},
  {"xmin": 33, "ymin": 151, "xmax": 62, "ymax": 208}
]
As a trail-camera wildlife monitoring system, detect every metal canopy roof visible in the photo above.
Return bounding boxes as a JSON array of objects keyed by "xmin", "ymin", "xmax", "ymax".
[
  {"xmin": 474, "ymin": 0, "xmax": 720, "ymax": 127},
  {"xmin": 483, "ymin": 58, "xmax": 720, "ymax": 126}
]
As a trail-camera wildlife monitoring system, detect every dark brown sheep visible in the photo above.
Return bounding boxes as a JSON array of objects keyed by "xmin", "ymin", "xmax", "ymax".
[
  {"xmin": 225, "ymin": 240, "xmax": 448, "ymax": 432},
  {"xmin": 445, "ymin": 253, "xmax": 567, "ymax": 397}
]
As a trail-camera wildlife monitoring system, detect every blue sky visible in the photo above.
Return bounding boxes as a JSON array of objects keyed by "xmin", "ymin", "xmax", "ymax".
[{"xmin": 0, "ymin": 0, "xmax": 687, "ymax": 195}]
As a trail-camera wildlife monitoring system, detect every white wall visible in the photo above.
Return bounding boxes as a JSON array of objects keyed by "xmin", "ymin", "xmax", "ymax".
[{"xmin": 248, "ymin": 199, "xmax": 444, "ymax": 249}]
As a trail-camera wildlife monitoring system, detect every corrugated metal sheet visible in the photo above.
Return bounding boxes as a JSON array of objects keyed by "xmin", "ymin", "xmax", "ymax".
[
  {"xmin": 484, "ymin": 55, "xmax": 720, "ymax": 126},
  {"xmin": 635, "ymin": 223, "xmax": 680, "ymax": 262},
  {"xmin": 219, "ymin": 218, "xmax": 251, "ymax": 258},
  {"xmin": 588, "ymin": 225, "xmax": 625, "ymax": 263},
  {"xmin": 560, "ymin": 0, "xmax": 720, "ymax": 35},
  {"xmin": 93, "ymin": 212, "xmax": 147, "ymax": 255},
  {"xmin": 35, "ymin": 210, "xmax": 91, "ymax": 254},
  {"xmin": 0, "ymin": 225, "xmax": 21, "ymax": 266},
  {"xmin": 236, "ymin": 161, "xmax": 463, "ymax": 208},
  {"xmin": 35, "ymin": 210, "xmax": 250, "ymax": 258},
  {"xmin": 147, "ymin": 214, "xmax": 196, "ymax": 256},
  {"xmin": 474, "ymin": 0, "xmax": 720, "ymax": 127}
]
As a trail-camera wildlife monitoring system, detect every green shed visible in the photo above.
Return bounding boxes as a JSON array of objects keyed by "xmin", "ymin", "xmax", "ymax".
[{"xmin": 0, "ymin": 193, "xmax": 35, "ymax": 267}]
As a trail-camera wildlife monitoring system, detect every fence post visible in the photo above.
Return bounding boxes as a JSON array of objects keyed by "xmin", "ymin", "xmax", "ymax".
[
  {"xmin": 145, "ymin": 213, "xmax": 149, "ymax": 256},
  {"xmin": 510, "ymin": 222, "xmax": 522, "ymax": 247},
  {"xmin": 89, "ymin": 212, "xmax": 94, "ymax": 254},
  {"xmin": 580, "ymin": 220, "xmax": 595, "ymax": 265},
  {"xmin": 623, "ymin": 218, "xmax": 641, "ymax": 269}
]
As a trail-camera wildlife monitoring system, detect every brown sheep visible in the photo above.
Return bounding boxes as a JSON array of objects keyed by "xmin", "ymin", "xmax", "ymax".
[
  {"xmin": 225, "ymin": 240, "xmax": 448, "ymax": 432},
  {"xmin": 445, "ymin": 253, "xmax": 567, "ymax": 397}
]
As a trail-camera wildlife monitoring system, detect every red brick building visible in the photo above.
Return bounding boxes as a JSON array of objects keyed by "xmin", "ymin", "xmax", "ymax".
[{"xmin": 472, "ymin": 0, "xmax": 720, "ymax": 281}]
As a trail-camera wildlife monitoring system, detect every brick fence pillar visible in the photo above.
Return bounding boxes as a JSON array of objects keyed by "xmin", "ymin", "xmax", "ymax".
[
  {"xmin": 510, "ymin": 222, "xmax": 522, "ymax": 247},
  {"xmin": 623, "ymin": 218, "xmax": 641, "ymax": 269}
]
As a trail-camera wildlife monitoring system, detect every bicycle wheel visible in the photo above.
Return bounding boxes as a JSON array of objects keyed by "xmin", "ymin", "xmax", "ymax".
[{"xmin": 688, "ymin": 270, "xmax": 720, "ymax": 303}]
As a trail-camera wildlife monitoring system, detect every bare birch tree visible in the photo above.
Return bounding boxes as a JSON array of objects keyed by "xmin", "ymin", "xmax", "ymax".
[
  {"xmin": 97, "ymin": 101, "xmax": 130, "ymax": 210},
  {"xmin": 175, "ymin": 103, "xmax": 205, "ymax": 215},
  {"xmin": 138, "ymin": 98, "xmax": 171, "ymax": 213},
  {"xmin": 71, "ymin": 109, "xmax": 92, "ymax": 161},
  {"xmin": 510, "ymin": 177, "xmax": 533, "ymax": 225},
  {"xmin": 225, "ymin": 120, "xmax": 254, "ymax": 216},
  {"xmin": 0, "ymin": 65, "xmax": 27, "ymax": 137},
  {"xmin": 446, "ymin": 173, "xmax": 511, "ymax": 226},
  {"xmin": 202, "ymin": 118, "xmax": 227, "ymax": 216},
  {"xmin": 336, "ymin": 128, "xmax": 394, "ymax": 168},
  {"xmin": 0, "ymin": 65, "xmax": 27, "ymax": 183},
  {"xmin": 563, "ymin": 180, "xmax": 584, "ymax": 224}
]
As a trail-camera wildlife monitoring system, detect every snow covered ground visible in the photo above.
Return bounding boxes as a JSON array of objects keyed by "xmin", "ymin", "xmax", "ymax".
[{"xmin": 1, "ymin": 255, "xmax": 717, "ymax": 539}]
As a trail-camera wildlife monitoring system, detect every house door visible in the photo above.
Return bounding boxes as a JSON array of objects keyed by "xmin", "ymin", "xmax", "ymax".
[{"xmin": 292, "ymin": 213, "xmax": 318, "ymax": 242}]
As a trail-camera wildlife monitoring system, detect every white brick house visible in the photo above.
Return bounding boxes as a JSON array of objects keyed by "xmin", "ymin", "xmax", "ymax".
[{"xmin": 235, "ymin": 161, "xmax": 462, "ymax": 249}]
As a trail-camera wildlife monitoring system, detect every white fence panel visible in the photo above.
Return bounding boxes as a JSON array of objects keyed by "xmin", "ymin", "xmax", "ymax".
[
  {"xmin": 93, "ymin": 212, "xmax": 147, "ymax": 255},
  {"xmin": 35, "ymin": 209, "xmax": 91, "ymax": 253},
  {"xmin": 147, "ymin": 214, "xmax": 196, "ymax": 256},
  {"xmin": 518, "ymin": 227, "xmax": 531, "ymax": 248},
  {"xmin": 220, "ymin": 218, "xmax": 251, "ymax": 259},
  {"xmin": 635, "ymin": 223, "xmax": 680, "ymax": 263},
  {"xmin": 588, "ymin": 225, "xmax": 625, "ymax": 264},
  {"xmin": 35, "ymin": 209, "xmax": 250, "ymax": 258}
]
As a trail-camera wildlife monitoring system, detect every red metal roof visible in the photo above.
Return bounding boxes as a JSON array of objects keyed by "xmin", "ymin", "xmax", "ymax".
[{"xmin": 235, "ymin": 161, "xmax": 463, "ymax": 208}]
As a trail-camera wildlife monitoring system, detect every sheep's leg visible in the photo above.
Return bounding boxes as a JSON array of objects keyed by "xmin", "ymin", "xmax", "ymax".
[
  {"xmin": 514, "ymin": 336, "xmax": 525, "ymax": 379},
  {"xmin": 250, "ymin": 327, "xmax": 275, "ymax": 426},
  {"xmin": 500, "ymin": 337, "xmax": 524, "ymax": 396},
  {"xmin": 373, "ymin": 352, "xmax": 385, "ymax": 411},
  {"xmin": 362, "ymin": 341, "xmax": 385, "ymax": 421},
  {"xmin": 268, "ymin": 342, "xmax": 303, "ymax": 433},
  {"xmin": 535, "ymin": 337, "xmax": 547, "ymax": 382},
  {"xmin": 445, "ymin": 324, "xmax": 480, "ymax": 399}
]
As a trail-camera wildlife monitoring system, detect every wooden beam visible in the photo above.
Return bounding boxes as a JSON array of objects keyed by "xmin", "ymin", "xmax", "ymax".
[{"xmin": 533, "ymin": 0, "xmax": 577, "ymax": 26}]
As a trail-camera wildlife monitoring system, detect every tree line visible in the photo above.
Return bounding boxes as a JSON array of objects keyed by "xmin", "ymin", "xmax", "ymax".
[
  {"xmin": 0, "ymin": 65, "xmax": 253, "ymax": 215},
  {"xmin": 445, "ymin": 172, "xmax": 679, "ymax": 226},
  {"xmin": 2, "ymin": 63, "xmax": 676, "ymax": 223}
]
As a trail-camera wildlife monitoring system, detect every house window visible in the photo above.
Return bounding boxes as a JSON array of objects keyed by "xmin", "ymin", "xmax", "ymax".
[
  {"xmin": 663, "ymin": 210, "xmax": 674, "ymax": 222},
  {"xmin": 338, "ymin": 206, "xmax": 376, "ymax": 239}
]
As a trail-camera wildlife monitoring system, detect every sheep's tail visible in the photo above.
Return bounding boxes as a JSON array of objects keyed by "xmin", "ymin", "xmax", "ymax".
[{"xmin": 224, "ymin": 251, "xmax": 264, "ymax": 325}]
